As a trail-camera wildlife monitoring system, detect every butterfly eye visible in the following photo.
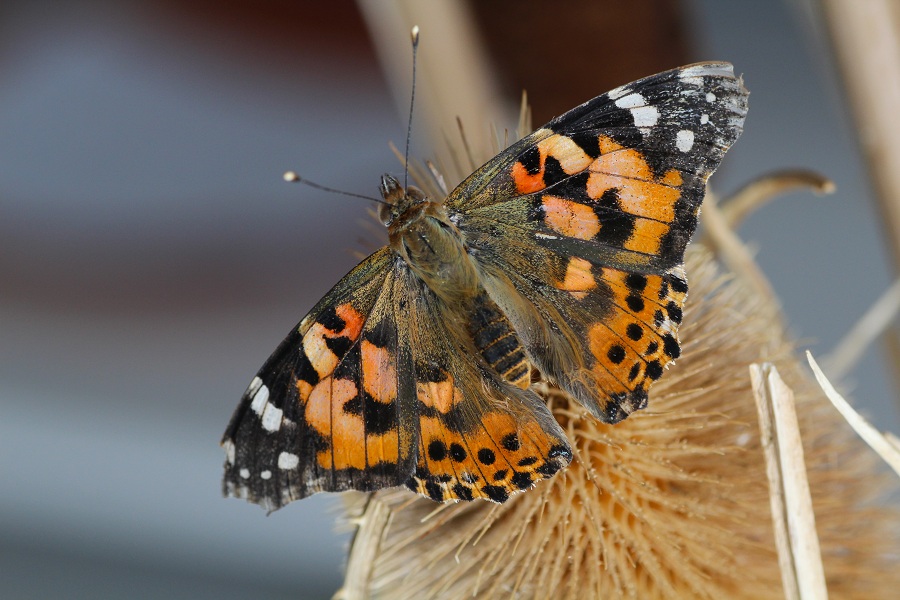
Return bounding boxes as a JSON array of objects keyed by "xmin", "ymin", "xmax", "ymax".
[{"xmin": 378, "ymin": 203, "xmax": 393, "ymax": 226}]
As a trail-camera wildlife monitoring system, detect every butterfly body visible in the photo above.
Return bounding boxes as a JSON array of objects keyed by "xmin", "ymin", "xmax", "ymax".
[
  {"xmin": 223, "ymin": 63, "xmax": 748, "ymax": 510},
  {"xmin": 381, "ymin": 175, "xmax": 479, "ymax": 306}
]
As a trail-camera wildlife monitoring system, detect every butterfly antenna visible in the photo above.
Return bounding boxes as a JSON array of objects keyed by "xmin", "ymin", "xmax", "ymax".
[
  {"xmin": 283, "ymin": 171, "xmax": 389, "ymax": 206},
  {"xmin": 403, "ymin": 25, "xmax": 420, "ymax": 192}
]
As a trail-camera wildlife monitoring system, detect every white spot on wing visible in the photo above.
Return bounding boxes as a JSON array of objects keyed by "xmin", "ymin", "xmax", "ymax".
[
  {"xmin": 700, "ymin": 113, "xmax": 709, "ymax": 125},
  {"xmin": 260, "ymin": 470, "xmax": 272, "ymax": 480},
  {"xmin": 676, "ymin": 130, "xmax": 695, "ymax": 152},
  {"xmin": 278, "ymin": 452, "xmax": 300, "ymax": 470},
  {"xmin": 250, "ymin": 379, "xmax": 269, "ymax": 415},
  {"xmin": 223, "ymin": 440, "xmax": 236, "ymax": 465},
  {"xmin": 615, "ymin": 92, "xmax": 645, "ymax": 109},
  {"xmin": 614, "ymin": 93, "xmax": 659, "ymax": 128},
  {"xmin": 261, "ymin": 403, "xmax": 283, "ymax": 432},
  {"xmin": 631, "ymin": 105, "xmax": 659, "ymax": 128},
  {"xmin": 706, "ymin": 91, "xmax": 716, "ymax": 102},
  {"xmin": 607, "ymin": 85, "xmax": 630, "ymax": 100},
  {"xmin": 239, "ymin": 468, "xmax": 250, "ymax": 479}
]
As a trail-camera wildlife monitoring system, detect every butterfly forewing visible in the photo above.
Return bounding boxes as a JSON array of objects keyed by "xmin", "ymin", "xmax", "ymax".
[{"xmin": 456, "ymin": 63, "xmax": 747, "ymax": 422}]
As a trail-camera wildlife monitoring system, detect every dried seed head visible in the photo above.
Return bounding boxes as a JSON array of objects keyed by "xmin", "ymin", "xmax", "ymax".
[{"xmin": 339, "ymin": 247, "xmax": 900, "ymax": 600}]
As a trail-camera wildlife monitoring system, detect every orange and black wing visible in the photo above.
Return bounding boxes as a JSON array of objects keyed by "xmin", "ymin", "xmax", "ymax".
[
  {"xmin": 451, "ymin": 63, "xmax": 748, "ymax": 422},
  {"xmin": 221, "ymin": 248, "xmax": 420, "ymax": 510},
  {"xmin": 397, "ymin": 270, "xmax": 572, "ymax": 502},
  {"xmin": 222, "ymin": 248, "xmax": 572, "ymax": 509}
]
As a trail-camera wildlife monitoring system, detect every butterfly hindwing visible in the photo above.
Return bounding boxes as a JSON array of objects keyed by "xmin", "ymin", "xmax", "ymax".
[
  {"xmin": 398, "ymin": 269, "xmax": 572, "ymax": 502},
  {"xmin": 454, "ymin": 63, "xmax": 747, "ymax": 422}
]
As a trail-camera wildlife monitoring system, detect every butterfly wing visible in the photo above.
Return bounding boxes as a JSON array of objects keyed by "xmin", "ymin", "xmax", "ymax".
[
  {"xmin": 450, "ymin": 63, "xmax": 748, "ymax": 422},
  {"xmin": 223, "ymin": 247, "xmax": 572, "ymax": 509},
  {"xmin": 397, "ymin": 268, "xmax": 572, "ymax": 502},
  {"xmin": 221, "ymin": 247, "xmax": 420, "ymax": 510}
]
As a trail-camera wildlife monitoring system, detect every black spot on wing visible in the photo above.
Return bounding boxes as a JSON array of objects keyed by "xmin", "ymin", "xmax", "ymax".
[
  {"xmin": 342, "ymin": 392, "xmax": 397, "ymax": 435},
  {"xmin": 319, "ymin": 305, "xmax": 346, "ymax": 333},
  {"xmin": 482, "ymin": 485, "xmax": 509, "ymax": 503},
  {"xmin": 501, "ymin": 432, "xmax": 520, "ymax": 452},
  {"xmin": 477, "ymin": 448, "xmax": 496, "ymax": 465},
  {"xmin": 669, "ymin": 273, "xmax": 688, "ymax": 294},
  {"xmin": 416, "ymin": 360, "xmax": 448, "ymax": 383},
  {"xmin": 625, "ymin": 273, "xmax": 648, "ymax": 292},
  {"xmin": 295, "ymin": 348, "xmax": 320, "ymax": 386},
  {"xmin": 569, "ymin": 132, "xmax": 601, "ymax": 159},
  {"xmin": 452, "ymin": 483, "xmax": 474, "ymax": 501},
  {"xmin": 542, "ymin": 155, "xmax": 567, "ymax": 187},
  {"xmin": 449, "ymin": 443, "xmax": 467, "ymax": 462},
  {"xmin": 324, "ymin": 335, "xmax": 354, "ymax": 358},
  {"xmin": 519, "ymin": 145, "xmax": 541, "ymax": 175},
  {"xmin": 427, "ymin": 439, "xmax": 447, "ymax": 461},
  {"xmin": 511, "ymin": 472, "xmax": 533, "ymax": 490},
  {"xmin": 364, "ymin": 317, "xmax": 396, "ymax": 348},
  {"xmin": 662, "ymin": 333, "xmax": 680, "ymax": 359}
]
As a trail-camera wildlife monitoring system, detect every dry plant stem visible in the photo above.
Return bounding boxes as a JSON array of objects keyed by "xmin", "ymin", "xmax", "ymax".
[
  {"xmin": 717, "ymin": 170, "xmax": 834, "ymax": 229},
  {"xmin": 808, "ymin": 352, "xmax": 900, "ymax": 477},
  {"xmin": 356, "ymin": 0, "xmax": 515, "ymax": 161},
  {"xmin": 820, "ymin": 0, "xmax": 900, "ymax": 408},
  {"xmin": 750, "ymin": 363, "xmax": 828, "ymax": 600},
  {"xmin": 336, "ymin": 494, "xmax": 392, "ymax": 600},
  {"xmin": 823, "ymin": 278, "xmax": 900, "ymax": 380},
  {"xmin": 820, "ymin": 0, "xmax": 900, "ymax": 267},
  {"xmin": 751, "ymin": 364, "xmax": 799, "ymax": 600},
  {"xmin": 700, "ymin": 194, "xmax": 782, "ymax": 329}
]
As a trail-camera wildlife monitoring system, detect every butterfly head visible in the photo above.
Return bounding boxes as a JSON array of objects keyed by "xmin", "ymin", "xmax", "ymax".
[{"xmin": 377, "ymin": 173, "xmax": 430, "ymax": 227}]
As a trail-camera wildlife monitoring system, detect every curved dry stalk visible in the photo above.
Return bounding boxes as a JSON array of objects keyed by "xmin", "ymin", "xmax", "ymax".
[
  {"xmin": 718, "ymin": 169, "xmax": 834, "ymax": 229},
  {"xmin": 699, "ymin": 194, "xmax": 782, "ymax": 329}
]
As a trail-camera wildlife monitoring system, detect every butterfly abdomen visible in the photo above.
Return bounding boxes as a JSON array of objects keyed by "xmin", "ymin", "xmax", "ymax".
[{"xmin": 468, "ymin": 293, "xmax": 531, "ymax": 389}]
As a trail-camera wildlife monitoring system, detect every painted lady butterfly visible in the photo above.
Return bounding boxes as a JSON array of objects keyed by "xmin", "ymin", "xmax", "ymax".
[{"xmin": 222, "ymin": 63, "xmax": 748, "ymax": 510}]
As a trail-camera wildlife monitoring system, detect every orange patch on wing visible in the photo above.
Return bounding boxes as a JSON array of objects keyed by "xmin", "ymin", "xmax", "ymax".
[
  {"xmin": 587, "ymin": 173, "xmax": 681, "ymax": 222},
  {"xmin": 415, "ymin": 411, "xmax": 558, "ymax": 497},
  {"xmin": 556, "ymin": 257, "xmax": 596, "ymax": 300},
  {"xmin": 623, "ymin": 218, "xmax": 670, "ymax": 254},
  {"xmin": 302, "ymin": 303, "xmax": 366, "ymax": 378},
  {"xmin": 361, "ymin": 340, "xmax": 397, "ymax": 403},
  {"xmin": 334, "ymin": 303, "xmax": 365, "ymax": 339},
  {"xmin": 511, "ymin": 132, "xmax": 595, "ymax": 195},
  {"xmin": 417, "ymin": 376, "xmax": 462, "ymax": 414},
  {"xmin": 588, "ymin": 136, "xmax": 684, "ymax": 222},
  {"xmin": 591, "ymin": 147, "xmax": 654, "ymax": 181},
  {"xmin": 543, "ymin": 195, "xmax": 600, "ymax": 240},
  {"xmin": 295, "ymin": 379, "xmax": 313, "ymax": 403},
  {"xmin": 306, "ymin": 377, "xmax": 358, "ymax": 437},
  {"xmin": 306, "ymin": 375, "xmax": 400, "ymax": 470},
  {"xmin": 511, "ymin": 161, "xmax": 545, "ymax": 195},
  {"xmin": 661, "ymin": 169, "xmax": 683, "ymax": 186},
  {"xmin": 587, "ymin": 322, "xmax": 634, "ymax": 391}
]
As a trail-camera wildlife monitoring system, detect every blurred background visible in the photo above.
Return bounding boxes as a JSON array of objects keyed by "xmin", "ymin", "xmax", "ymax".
[{"xmin": 2, "ymin": 0, "xmax": 898, "ymax": 598}]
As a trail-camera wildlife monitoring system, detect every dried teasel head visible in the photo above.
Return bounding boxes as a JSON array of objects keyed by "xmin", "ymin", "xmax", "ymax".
[{"xmin": 336, "ymin": 240, "xmax": 900, "ymax": 599}]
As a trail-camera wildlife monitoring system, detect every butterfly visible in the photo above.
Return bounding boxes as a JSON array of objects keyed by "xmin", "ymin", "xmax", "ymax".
[{"xmin": 222, "ymin": 63, "xmax": 748, "ymax": 510}]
